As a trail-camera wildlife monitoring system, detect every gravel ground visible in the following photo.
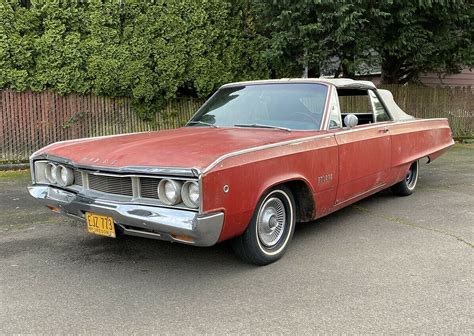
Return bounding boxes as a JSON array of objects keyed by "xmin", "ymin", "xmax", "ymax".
[{"xmin": 0, "ymin": 145, "xmax": 473, "ymax": 334}]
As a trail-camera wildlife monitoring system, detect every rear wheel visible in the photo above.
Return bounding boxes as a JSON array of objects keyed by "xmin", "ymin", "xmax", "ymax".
[
  {"xmin": 391, "ymin": 160, "xmax": 419, "ymax": 196},
  {"xmin": 231, "ymin": 186, "xmax": 296, "ymax": 265}
]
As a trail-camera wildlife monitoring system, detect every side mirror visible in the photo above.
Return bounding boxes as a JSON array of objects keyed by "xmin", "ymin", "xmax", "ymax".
[{"xmin": 344, "ymin": 114, "xmax": 358, "ymax": 128}]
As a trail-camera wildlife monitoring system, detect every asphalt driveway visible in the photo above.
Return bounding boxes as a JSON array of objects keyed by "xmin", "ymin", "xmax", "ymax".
[{"xmin": 1, "ymin": 145, "xmax": 473, "ymax": 334}]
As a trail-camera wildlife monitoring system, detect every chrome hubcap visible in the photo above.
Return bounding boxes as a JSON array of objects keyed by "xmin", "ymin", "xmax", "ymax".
[
  {"xmin": 257, "ymin": 197, "xmax": 286, "ymax": 247},
  {"xmin": 406, "ymin": 162, "xmax": 418, "ymax": 189}
]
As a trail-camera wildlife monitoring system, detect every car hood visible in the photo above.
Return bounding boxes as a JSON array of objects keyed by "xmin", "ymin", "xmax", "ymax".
[{"xmin": 35, "ymin": 127, "xmax": 321, "ymax": 171}]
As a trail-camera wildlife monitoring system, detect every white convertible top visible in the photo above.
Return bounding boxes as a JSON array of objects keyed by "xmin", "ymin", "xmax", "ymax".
[
  {"xmin": 222, "ymin": 78, "xmax": 376, "ymax": 90},
  {"xmin": 377, "ymin": 89, "xmax": 414, "ymax": 121},
  {"xmin": 221, "ymin": 78, "xmax": 414, "ymax": 121}
]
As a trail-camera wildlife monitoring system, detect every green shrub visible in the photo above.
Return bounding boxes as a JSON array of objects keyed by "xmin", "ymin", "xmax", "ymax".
[{"xmin": 0, "ymin": 0, "xmax": 269, "ymax": 120}]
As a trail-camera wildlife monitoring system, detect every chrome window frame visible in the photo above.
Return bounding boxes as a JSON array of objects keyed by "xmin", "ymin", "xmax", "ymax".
[
  {"xmin": 323, "ymin": 87, "xmax": 395, "ymax": 131},
  {"xmin": 326, "ymin": 86, "xmax": 343, "ymax": 130},
  {"xmin": 186, "ymin": 82, "xmax": 332, "ymax": 132},
  {"xmin": 368, "ymin": 89, "xmax": 393, "ymax": 122}
]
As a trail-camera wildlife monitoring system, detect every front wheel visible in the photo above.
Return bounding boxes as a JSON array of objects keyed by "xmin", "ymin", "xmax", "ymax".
[
  {"xmin": 231, "ymin": 186, "xmax": 296, "ymax": 265},
  {"xmin": 391, "ymin": 160, "xmax": 419, "ymax": 196}
]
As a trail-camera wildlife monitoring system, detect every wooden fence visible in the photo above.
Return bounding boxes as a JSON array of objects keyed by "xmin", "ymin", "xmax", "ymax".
[
  {"xmin": 0, "ymin": 85, "xmax": 472, "ymax": 161},
  {"xmin": 0, "ymin": 91, "xmax": 203, "ymax": 161},
  {"xmin": 379, "ymin": 84, "xmax": 473, "ymax": 137}
]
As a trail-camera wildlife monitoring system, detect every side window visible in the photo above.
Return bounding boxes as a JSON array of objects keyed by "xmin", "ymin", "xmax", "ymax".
[
  {"xmin": 328, "ymin": 89, "xmax": 342, "ymax": 129},
  {"xmin": 338, "ymin": 90, "xmax": 371, "ymax": 114},
  {"xmin": 369, "ymin": 90, "xmax": 391, "ymax": 122},
  {"xmin": 337, "ymin": 89, "xmax": 374, "ymax": 125}
]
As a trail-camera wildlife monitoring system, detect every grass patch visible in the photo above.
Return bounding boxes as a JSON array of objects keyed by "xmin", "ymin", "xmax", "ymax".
[
  {"xmin": 0, "ymin": 159, "xmax": 29, "ymax": 165},
  {"xmin": 453, "ymin": 143, "xmax": 474, "ymax": 149},
  {"xmin": 0, "ymin": 169, "xmax": 30, "ymax": 180}
]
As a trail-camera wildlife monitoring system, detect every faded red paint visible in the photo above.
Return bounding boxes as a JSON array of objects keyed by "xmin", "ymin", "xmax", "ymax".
[
  {"xmin": 36, "ymin": 127, "xmax": 317, "ymax": 170},
  {"xmin": 35, "ymin": 116, "xmax": 453, "ymax": 244},
  {"xmin": 200, "ymin": 118, "xmax": 453, "ymax": 242}
]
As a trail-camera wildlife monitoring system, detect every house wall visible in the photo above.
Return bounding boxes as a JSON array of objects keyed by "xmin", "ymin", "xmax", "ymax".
[
  {"xmin": 419, "ymin": 68, "xmax": 474, "ymax": 88},
  {"xmin": 357, "ymin": 68, "xmax": 473, "ymax": 88}
]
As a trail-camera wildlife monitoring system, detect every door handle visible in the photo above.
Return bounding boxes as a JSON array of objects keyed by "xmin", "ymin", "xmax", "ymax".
[{"xmin": 379, "ymin": 127, "xmax": 389, "ymax": 133}]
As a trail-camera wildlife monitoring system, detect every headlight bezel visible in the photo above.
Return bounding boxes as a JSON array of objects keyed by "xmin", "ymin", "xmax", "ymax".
[
  {"xmin": 44, "ymin": 162, "xmax": 57, "ymax": 184},
  {"xmin": 33, "ymin": 161, "xmax": 75, "ymax": 187},
  {"xmin": 55, "ymin": 165, "xmax": 74, "ymax": 187},
  {"xmin": 181, "ymin": 180, "xmax": 200, "ymax": 209},
  {"xmin": 157, "ymin": 178, "xmax": 183, "ymax": 205}
]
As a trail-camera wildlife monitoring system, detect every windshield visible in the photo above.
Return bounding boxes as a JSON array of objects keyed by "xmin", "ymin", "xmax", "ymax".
[{"xmin": 188, "ymin": 83, "xmax": 328, "ymax": 131}]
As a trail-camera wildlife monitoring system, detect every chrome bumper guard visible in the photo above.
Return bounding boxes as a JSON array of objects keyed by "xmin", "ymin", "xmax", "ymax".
[{"xmin": 28, "ymin": 185, "xmax": 224, "ymax": 246}]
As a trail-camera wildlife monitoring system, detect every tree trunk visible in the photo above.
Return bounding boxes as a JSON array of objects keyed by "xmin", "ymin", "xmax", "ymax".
[
  {"xmin": 340, "ymin": 52, "xmax": 356, "ymax": 78},
  {"xmin": 342, "ymin": 62, "xmax": 355, "ymax": 79},
  {"xmin": 381, "ymin": 55, "xmax": 417, "ymax": 84},
  {"xmin": 308, "ymin": 67, "xmax": 320, "ymax": 78},
  {"xmin": 334, "ymin": 63, "xmax": 342, "ymax": 78}
]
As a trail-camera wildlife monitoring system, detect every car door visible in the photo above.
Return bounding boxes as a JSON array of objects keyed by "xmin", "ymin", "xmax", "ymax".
[{"xmin": 332, "ymin": 89, "xmax": 392, "ymax": 206}]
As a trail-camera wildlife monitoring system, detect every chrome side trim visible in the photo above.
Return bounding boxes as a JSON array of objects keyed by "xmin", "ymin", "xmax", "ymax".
[
  {"xmin": 202, "ymin": 134, "xmax": 335, "ymax": 174},
  {"xmin": 333, "ymin": 118, "xmax": 450, "ymax": 136},
  {"xmin": 202, "ymin": 118, "xmax": 450, "ymax": 174},
  {"xmin": 332, "ymin": 122, "xmax": 394, "ymax": 135}
]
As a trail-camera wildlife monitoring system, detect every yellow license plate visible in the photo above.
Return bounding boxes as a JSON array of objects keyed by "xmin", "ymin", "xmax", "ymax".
[{"xmin": 85, "ymin": 212, "xmax": 116, "ymax": 238}]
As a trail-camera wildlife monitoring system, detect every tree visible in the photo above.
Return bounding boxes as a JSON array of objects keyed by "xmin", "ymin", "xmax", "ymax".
[
  {"xmin": 253, "ymin": 0, "xmax": 330, "ymax": 78},
  {"xmin": 253, "ymin": 0, "xmax": 383, "ymax": 78},
  {"xmin": 0, "ymin": 0, "xmax": 39, "ymax": 91},
  {"xmin": 375, "ymin": 0, "xmax": 473, "ymax": 84},
  {"xmin": 0, "ymin": 0, "xmax": 269, "ymax": 120},
  {"xmin": 254, "ymin": 0, "xmax": 472, "ymax": 83}
]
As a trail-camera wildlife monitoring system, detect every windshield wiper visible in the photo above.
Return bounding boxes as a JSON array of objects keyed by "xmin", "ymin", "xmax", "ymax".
[
  {"xmin": 187, "ymin": 120, "xmax": 218, "ymax": 128},
  {"xmin": 234, "ymin": 123, "xmax": 291, "ymax": 132}
]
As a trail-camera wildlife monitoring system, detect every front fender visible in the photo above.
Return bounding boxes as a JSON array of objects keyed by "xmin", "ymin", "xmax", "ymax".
[
  {"xmin": 200, "ymin": 134, "xmax": 337, "ymax": 242},
  {"xmin": 201, "ymin": 160, "xmax": 317, "ymax": 242}
]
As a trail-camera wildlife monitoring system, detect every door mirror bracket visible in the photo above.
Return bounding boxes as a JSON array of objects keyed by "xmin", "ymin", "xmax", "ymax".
[{"xmin": 344, "ymin": 114, "xmax": 358, "ymax": 128}]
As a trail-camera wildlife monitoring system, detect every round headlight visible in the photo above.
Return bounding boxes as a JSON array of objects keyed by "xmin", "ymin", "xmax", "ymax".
[
  {"xmin": 158, "ymin": 179, "xmax": 182, "ymax": 205},
  {"xmin": 44, "ymin": 163, "xmax": 58, "ymax": 184},
  {"xmin": 181, "ymin": 181, "xmax": 200, "ymax": 209},
  {"xmin": 55, "ymin": 165, "xmax": 74, "ymax": 187}
]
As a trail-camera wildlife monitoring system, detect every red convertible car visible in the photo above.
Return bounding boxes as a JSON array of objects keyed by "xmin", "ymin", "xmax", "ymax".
[{"xmin": 29, "ymin": 79, "xmax": 453, "ymax": 265}]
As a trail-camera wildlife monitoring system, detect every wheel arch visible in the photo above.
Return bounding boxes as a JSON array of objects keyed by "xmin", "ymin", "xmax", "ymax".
[{"xmin": 258, "ymin": 177, "xmax": 316, "ymax": 224}]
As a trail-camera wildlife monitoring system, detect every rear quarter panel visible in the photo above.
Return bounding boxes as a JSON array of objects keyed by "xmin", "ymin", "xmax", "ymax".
[
  {"xmin": 201, "ymin": 134, "xmax": 338, "ymax": 241},
  {"xmin": 389, "ymin": 118, "xmax": 454, "ymax": 183}
]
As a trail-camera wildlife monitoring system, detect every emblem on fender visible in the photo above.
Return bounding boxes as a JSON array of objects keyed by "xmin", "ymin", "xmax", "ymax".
[{"xmin": 318, "ymin": 174, "xmax": 333, "ymax": 184}]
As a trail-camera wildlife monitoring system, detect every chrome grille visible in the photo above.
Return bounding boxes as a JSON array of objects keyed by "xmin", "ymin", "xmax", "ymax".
[
  {"xmin": 88, "ymin": 174, "xmax": 133, "ymax": 196},
  {"xmin": 140, "ymin": 177, "xmax": 160, "ymax": 199},
  {"xmin": 73, "ymin": 170, "xmax": 82, "ymax": 186},
  {"xmin": 59, "ymin": 168, "xmax": 199, "ymax": 211}
]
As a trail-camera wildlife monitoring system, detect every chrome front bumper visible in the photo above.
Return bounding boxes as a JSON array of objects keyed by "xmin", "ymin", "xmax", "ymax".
[{"xmin": 28, "ymin": 185, "xmax": 224, "ymax": 246}]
